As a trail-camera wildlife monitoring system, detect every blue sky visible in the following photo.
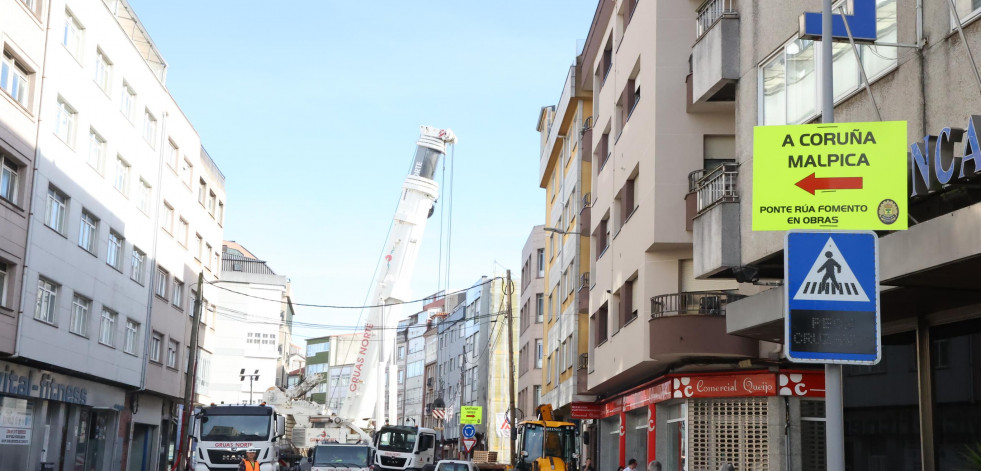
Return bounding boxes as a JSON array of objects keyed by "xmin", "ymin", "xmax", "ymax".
[{"xmin": 126, "ymin": 1, "xmax": 598, "ymax": 342}]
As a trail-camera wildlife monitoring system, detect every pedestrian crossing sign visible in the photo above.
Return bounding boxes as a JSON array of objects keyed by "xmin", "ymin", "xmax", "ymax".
[{"xmin": 785, "ymin": 231, "xmax": 880, "ymax": 364}]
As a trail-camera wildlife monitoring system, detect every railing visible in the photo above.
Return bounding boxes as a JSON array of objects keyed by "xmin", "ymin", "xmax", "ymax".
[
  {"xmin": 696, "ymin": 0, "xmax": 736, "ymax": 39},
  {"xmin": 579, "ymin": 272, "xmax": 590, "ymax": 290},
  {"xmin": 650, "ymin": 291, "xmax": 746, "ymax": 318},
  {"xmin": 578, "ymin": 353, "xmax": 589, "ymax": 370},
  {"xmin": 695, "ymin": 163, "xmax": 739, "ymax": 213},
  {"xmin": 581, "ymin": 192, "xmax": 591, "ymax": 212},
  {"xmin": 581, "ymin": 116, "xmax": 594, "ymax": 137},
  {"xmin": 688, "ymin": 169, "xmax": 706, "ymax": 193}
]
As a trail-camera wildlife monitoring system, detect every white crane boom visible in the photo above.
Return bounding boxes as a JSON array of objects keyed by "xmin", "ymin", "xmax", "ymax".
[{"xmin": 339, "ymin": 126, "xmax": 456, "ymax": 430}]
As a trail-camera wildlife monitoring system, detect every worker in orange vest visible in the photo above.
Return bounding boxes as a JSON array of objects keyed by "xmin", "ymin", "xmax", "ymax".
[{"xmin": 239, "ymin": 449, "xmax": 260, "ymax": 471}]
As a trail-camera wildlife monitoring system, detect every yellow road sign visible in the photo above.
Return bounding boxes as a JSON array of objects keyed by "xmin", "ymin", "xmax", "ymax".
[
  {"xmin": 460, "ymin": 406, "xmax": 482, "ymax": 424},
  {"xmin": 753, "ymin": 121, "xmax": 908, "ymax": 231}
]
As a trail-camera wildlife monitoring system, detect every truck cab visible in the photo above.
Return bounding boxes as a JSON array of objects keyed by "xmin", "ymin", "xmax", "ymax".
[
  {"xmin": 372, "ymin": 425, "xmax": 439, "ymax": 471},
  {"xmin": 191, "ymin": 404, "xmax": 286, "ymax": 471},
  {"xmin": 515, "ymin": 422, "xmax": 579, "ymax": 471},
  {"xmin": 310, "ymin": 442, "xmax": 373, "ymax": 471}
]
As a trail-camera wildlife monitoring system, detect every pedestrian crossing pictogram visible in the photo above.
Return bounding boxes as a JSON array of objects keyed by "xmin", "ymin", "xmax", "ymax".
[{"xmin": 792, "ymin": 237, "xmax": 869, "ymax": 302}]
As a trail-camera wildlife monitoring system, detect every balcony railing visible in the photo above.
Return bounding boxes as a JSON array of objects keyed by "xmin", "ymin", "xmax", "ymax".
[
  {"xmin": 580, "ymin": 116, "xmax": 594, "ymax": 138},
  {"xmin": 581, "ymin": 192, "xmax": 591, "ymax": 213},
  {"xmin": 578, "ymin": 353, "xmax": 588, "ymax": 371},
  {"xmin": 695, "ymin": 163, "xmax": 739, "ymax": 213},
  {"xmin": 650, "ymin": 291, "xmax": 746, "ymax": 318},
  {"xmin": 696, "ymin": 0, "xmax": 736, "ymax": 39}
]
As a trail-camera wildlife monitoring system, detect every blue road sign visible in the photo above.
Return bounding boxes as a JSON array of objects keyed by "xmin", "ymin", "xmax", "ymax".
[
  {"xmin": 800, "ymin": 0, "xmax": 878, "ymax": 43},
  {"xmin": 462, "ymin": 424, "xmax": 476, "ymax": 439},
  {"xmin": 785, "ymin": 231, "xmax": 880, "ymax": 364}
]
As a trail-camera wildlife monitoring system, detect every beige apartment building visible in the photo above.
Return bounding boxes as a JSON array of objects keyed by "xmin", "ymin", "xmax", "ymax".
[{"xmin": 0, "ymin": 0, "xmax": 226, "ymax": 470}]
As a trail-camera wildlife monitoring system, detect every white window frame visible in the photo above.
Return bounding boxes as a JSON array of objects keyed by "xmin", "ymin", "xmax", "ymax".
[
  {"xmin": 0, "ymin": 262, "xmax": 8, "ymax": 307},
  {"xmin": 70, "ymin": 293, "xmax": 90, "ymax": 336},
  {"xmin": 45, "ymin": 187, "xmax": 68, "ymax": 234},
  {"xmin": 124, "ymin": 319, "xmax": 139, "ymax": 355},
  {"xmin": 114, "ymin": 156, "xmax": 130, "ymax": 196},
  {"xmin": 162, "ymin": 202, "xmax": 174, "ymax": 233},
  {"xmin": 1, "ymin": 154, "xmax": 20, "ymax": 204},
  {"xmin": 143, "ymin": 109, "xmax": 157, "ymax": 147},
  {"xmin": 107, "ymin": 230, "xmax": 123, "ymax": 270},
  {"xmin": 78, "ymin": 210, "xmax": 97, "ymax": 253},
  {"xmin": 535, "ymin": 339, "xmax": 543, "ymax": 369},
  {"xmin": 155, "ymin": 268, "xmax": 168, "ymax": 298},
  {"xmin": 181, "ymin": 158, "xmax": 194, "ymax": 187},
  {"xmin": 138, "ymin": 179, "xmax": 151, "ymax": 214},
  {"xmin": 87, "ymin": 129, "xmax": 105, "ymax": 173},
  {"xmin": 1, "ymin": 51, "xmax": 32, "ymax": 108},
  {"xmin": 166, "ymin": 139, "xmax": 178, "ymax": 170},
  {"xmin": 177, "ymin": 218, "xmax": 188, "ymax": 247},
  {"xmin": 54, "ymin": 97, "xmax": 76, "ymax": 145},
  {"xmin": 150, "ymin": 332, "xmax": 162, "ymax": 363},
  {"xmin": 167, "ymin": 340, "xmax": 178, "ymax": 368},
  {"xmin": 120, "ymin": 81, "xmax": 135, "ymax": 121},
  {"xmin": 35, "ymin": 277, "xmax": 58, "ymax": 324},
  {"xmin": 131, "ymin": 247, "xmax": 146, "ymax": 284},
  {"xmin": 94, "ymin": 48, "xmax": 111, "ymax": 93},
  {"xmin": 172, "ymin": 279, "xmax": 184, "ymax": 309},
  {"xmin": 62, "ymin": 10, "xmax": 84, "ymax": 59},
  {"xmin": 99, "ymin": 308, "xmax": 116, "ymax": 347}
]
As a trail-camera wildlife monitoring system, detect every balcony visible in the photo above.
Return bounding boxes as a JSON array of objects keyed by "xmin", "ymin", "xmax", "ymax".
[
  {"xmin": 579, "ymin": 192, "xmax": 591, "ymax": 241},
  {"xmin": 692, "ymin": 164, "xmax": 741, "ymax": 278},
  {"xmin": 649, "ymin": 291, "xmax": 757, "ymax": 360},
  {"xmin": 690, "ymin": 0, "xmax": 738, "ymax": 110},
  {"xmin": 577, "ymin": 353, "xmax": 589, "ymax": 394},
  {"xmin": 577, "ymin": 273, "xmax": 590, "ymax": 314}
]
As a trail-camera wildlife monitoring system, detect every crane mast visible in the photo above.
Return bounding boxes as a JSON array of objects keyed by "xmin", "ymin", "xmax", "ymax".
[{"xmin": 339, "ymin": 126, "xmax": 456, "ymax": 430}]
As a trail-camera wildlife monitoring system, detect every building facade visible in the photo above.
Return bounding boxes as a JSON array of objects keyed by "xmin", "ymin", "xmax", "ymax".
[
  {"xmin": 206, "ymin": 242, "xmax": 292, "ymax": 405},
  {"xmin": 0, "ymin": 1, "xmax": 226, "ymax": 470},
  {"xmin": 517, "ymin": 226, "xmax": 545, "ymax": 418},
  {"xmin": 537, "ymin": 60, "xmax": 595, "ymax": 418}
]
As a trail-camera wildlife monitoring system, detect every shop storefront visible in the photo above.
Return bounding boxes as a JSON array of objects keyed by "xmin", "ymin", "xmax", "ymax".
[
  {"xmin": 0, "ymin": 360, "xmax": 127, "ymax": 471},
  {"xmin": 573, "ymin": 369, "xmax": 825, "ymax": 471}
]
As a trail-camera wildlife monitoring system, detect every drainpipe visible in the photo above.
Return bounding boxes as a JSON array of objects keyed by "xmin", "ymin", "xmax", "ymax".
[{"xmin": 14, "ymin": 0, "xmax": 57, "ymax": 360}]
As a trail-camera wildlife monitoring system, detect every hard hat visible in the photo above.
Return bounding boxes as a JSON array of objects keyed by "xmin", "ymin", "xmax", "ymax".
[{"xmin": 245, "ymin": 448, "xmax": 259, "ymax": 453}]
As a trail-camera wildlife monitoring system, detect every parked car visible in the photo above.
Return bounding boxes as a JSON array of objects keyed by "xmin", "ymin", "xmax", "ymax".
[{"xmin": 432, "ymin": 460, "xmax": 479, "ymax": 471}]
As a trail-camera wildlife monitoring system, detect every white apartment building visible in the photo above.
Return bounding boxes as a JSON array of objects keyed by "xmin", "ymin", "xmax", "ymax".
[
  {"xmin": 207, "ymin": 242, "xmax": 290, "ymax": 405},
  {"xmin": 0, "ymin": 1, "xmax": 226, "ymax": 470}
]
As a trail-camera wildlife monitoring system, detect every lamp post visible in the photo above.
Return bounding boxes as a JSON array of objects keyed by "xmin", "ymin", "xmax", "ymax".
[
  {"xmin": 240, "ymin": 369, "xmax": 260, "ymax": 404},
  {"xmin": 543, "ymin": 227, "xmax": 580, "ymax": 235}
]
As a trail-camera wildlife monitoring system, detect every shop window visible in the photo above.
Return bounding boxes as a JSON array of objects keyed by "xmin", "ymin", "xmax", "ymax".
[
  {"xmin": 0, "ymin": 397, "xmax": 34, "ymax": 468},
  {"xmin": 664, "ymin": 402, "xmax": 687, "ymax": 471},
  {"xmin": 929, "ymin": 319, "xmax": 981, "ymax": 470}
]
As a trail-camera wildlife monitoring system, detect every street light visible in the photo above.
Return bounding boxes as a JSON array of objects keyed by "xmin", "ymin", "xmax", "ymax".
[
  {"xmin": 404, "ymin": 417, "xmax": 417, "ymax": 426},
  {"xmin": 543, "ymin": 227, "xmax": 581, "ymax": 235},
  {"xmin": 240, "ymin": 368, "xmax": 260, "ymax": 404}
]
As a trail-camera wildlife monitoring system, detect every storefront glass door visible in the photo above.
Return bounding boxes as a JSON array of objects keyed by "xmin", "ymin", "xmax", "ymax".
[{"xmin": 0, "ymin": 396, "xmax": 35, "ymax": 470}]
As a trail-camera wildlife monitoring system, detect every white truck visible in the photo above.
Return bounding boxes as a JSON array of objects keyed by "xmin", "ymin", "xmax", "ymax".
[
  {"xmin": 373, "ymin": 425, "xmax": 440, "ymax": 471},
  {"xmin": 190, "ymin": 404, "xmax": 287, "ymax": 471}
]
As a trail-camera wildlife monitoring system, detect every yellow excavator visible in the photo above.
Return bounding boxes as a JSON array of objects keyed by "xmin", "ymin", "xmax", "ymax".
[{"xmin": 514, "ymin": 405, "xmax": 580, "ymax": 471}]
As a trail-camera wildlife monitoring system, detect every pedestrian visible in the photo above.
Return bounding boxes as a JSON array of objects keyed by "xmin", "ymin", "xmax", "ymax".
[
  {"xmin": 626, "ymin": 459, "xmax": 638, "ymax": 471},
  {"xmin": 239, "ymin": 449, "xmax": 261, "ymax": 471},
  {"xmin": 616, "ymin": 466, "xmax": 624, "ymax": 471},
  {"xmin": 581, "ymin": 458, "xmax": 595, "ymax": 471},
  {"xmin": 647, "ymin": 461, "xmax": 662, "ymax": 471}
]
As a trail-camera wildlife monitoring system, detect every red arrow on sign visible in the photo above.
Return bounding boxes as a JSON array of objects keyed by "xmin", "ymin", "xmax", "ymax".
[{"xmin": 795, "ymin": 173, "xmax": 864, "ymax": 195}]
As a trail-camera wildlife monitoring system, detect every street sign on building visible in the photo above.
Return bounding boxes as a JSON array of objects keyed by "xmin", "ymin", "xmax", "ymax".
[
  {"xmin": 753, "ymin": 121, "xmax": 908, "ymax": 231},
  {"xmin": 785, "ymin": 231, "xmax": 880, "ymax": 364},
  {"xmin": 459, "ymin": 406, "xmax": 482, "ymax": 424}
]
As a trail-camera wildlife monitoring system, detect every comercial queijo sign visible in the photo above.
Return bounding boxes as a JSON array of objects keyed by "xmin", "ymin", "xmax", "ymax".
[{"xmin": 753, "ymin": 121, "xmax": 908, "ymax": 231}]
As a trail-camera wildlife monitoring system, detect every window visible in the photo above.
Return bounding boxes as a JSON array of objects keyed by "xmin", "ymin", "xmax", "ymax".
[
  {"xmin": 20, "ymin": 0, "xmax": 40, "ymax": 15},
  {"xmin": 205, "ymin": 243, "xmax": 212, "ymax": 270},
  {"xmin": 536, "ymin": 339, "xmax": 543, "ymax": 369},
  {"xmin": 398, "ymin": 346, "xmax": 405, "ymax": 359},
  {"xmin": 1, "ymin": 154, "xmax": 21, "ymax": 204},
  {"xmin": 1, "ymin": 51, "xmax": 32, "ymax": 108},
  {"xmin": 155, "ymin": 268, "xmax": 168, "ymax": 298},
  {"xmin": 207, "ymin": 191, "xmax": 216, "ymax": 216},
  {"xmin": 760, "ymin": 0, "xmax": 896, "ymax": 125},
  {"xmin": 594, "ymin": 303, "xmax": 609, "ymax": 345},
  {"xmin": 114, "ymin": 156, "xmax": 130, "ymax": 196},
  {"xmin": 150, "ymin": 332, "xmax": 162, "ymax": 362},
  {"xmin": 0, "ymin": 261, "xmax": 8, "ymax": 308},
  {"xmin": 618, "ymin": 177, "xmax": 636, "ymax": 228},
  {"xmin": 124, "ymin": 319, "xmax": 139, "ymax": 355},
  {"xmin": 87, "ymin": 129, "xmax": 105, "ymax": 172},
  {"xmin": 107, "ymin": 231, "xmax": 123, "ymax": 270},
  {"xmin": 167, "ymin": 340, "xmax": 178, "ymax": 368},
  {"xmin": 70, "ymin": 294, "xmax": 90, "ymax": 336},
  {"xmin": 195, "ymin": 234, "xmax": 203, "ymax": 260},
  {"xmin": 120, "ymin": 82, "xmax": 135, "ymax": 121},
  {"xmin": 54, "ymin": 97, "xmax": 76, "ymax": 144},
  {"xmin": 35, "ymin": 277, "xmax": 58, "ymax": 324},
  {"xmin": 599, "ymin": 35, "xmax": 613, "ymax": 85},
  {"xmin": 62, "ymin": 10, "xmax": 84, "ymax": 59},
  {"xmin": 177, "ymin": 218, "xmax": 188, "ymax": 246},
  {"xmin": 197, "ymin": 179, "xmax": 206, "ymax": 205},
  {"xmin": 99, "ymin": 308, "xmax": 117, "ymax": 347},
  {"xmin": 598, "ymin": 131, "xmax": 610, "ymax": 169},
  {"xmin": 407, "ymin": 360, "xmax": 424, "ymax": 377},
  {"xmin": 537, "ymin": 248, "xmax": 545, "ymax": 277},
  {"xmin": 567, "ymin": 337, "xmax": 575, "ymax": 370},
  {"xmin": 94, "ymin": 49, "xmax": 111, "ymax": 93},
  {"xmin": 213, "ymin": 252, "xmax": 220, "ymax": 273},
  {"xmin": 217, "ymin": 201, "xmax": 224, "ymax": 225},
  {"xmin": 181, "ymin": 158, "xmax": 193, "ymax": 187},
  {"xmin": 131, "ymin": 247, "xmax": 145, "ymax": 284},
  {"xmin": 162, "ymin": 202, "xmax": 174, "ymax": 233},
  {"xmin": 536, "ymin": 293, "xmax": 544, "ymax": 323},
  {"xmin": 596, "ymin": 216, "xmax": 609, "ymax": 257},
  {"xmin": 166, "ymin": 140, "xmax": 178, "ymax": 170},
  {"xmin": 173, "ymin": 279, "xmax": 184, "ymax": 309},
  {"xmin": 45, "ymin": 186, "xmax": 68, "ymax": 234},
  {"xmin": 954, "ymin": 0, "xmax": 981, "ymax": 25},
  {"xmin": 137, "ymin": 179, "xmax": 151, "ymax": 214},
  {"xmin": 143, "ymin": 109, "xmax": 157, "ymax": 147},
  {"xmin": 78, "ymin": 210, "xmax": 98, "ymax": 253}
]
